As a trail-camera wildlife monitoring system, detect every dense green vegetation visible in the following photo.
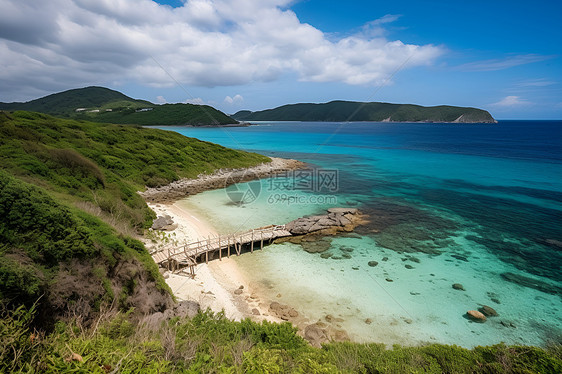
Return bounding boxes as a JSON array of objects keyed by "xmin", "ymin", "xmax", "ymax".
[
  {"xmin": 0, "ymin": 87, "xmax": 238, "ymax": 126},
  {"xmin": 0, "ymin": 110, "xmax": 268, "ymax": 324},
  {"xmin": 2, "ymin": 306, "xmax": 560, "ymax": 373},
  {"xmin": 0, "ymin": 111, "xmax": 269, "ymax": 229},
  {"xmin": 0, "ymin": 171, "xmax": 171, "ymax": 324},
  {"xmin": 233, "ymin": 100, "xmax": 497, "ymax": 123}
]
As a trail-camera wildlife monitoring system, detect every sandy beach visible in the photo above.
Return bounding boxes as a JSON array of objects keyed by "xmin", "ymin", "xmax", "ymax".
[
  {"xmin": 147, "ymin": 201, "xmax": 281, "ymax": 323},
  {"xmin": 143, "ymin": 157, "xmax": 306, "ymax": 323}
]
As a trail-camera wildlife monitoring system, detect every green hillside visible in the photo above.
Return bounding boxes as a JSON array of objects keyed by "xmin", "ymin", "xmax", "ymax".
[
  {"xmin": 0, "ymin": 87, "xmax": 238, "ymax": 126},
  {"xmin": 0, "ymin": 110, "xmax": 268, "ymax": 322},
  {"xmin": 233, "ymin": 100, "xmax": 497, "ymax": 123}
]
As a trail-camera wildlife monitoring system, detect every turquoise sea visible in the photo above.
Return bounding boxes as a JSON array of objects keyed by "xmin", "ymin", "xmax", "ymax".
[{"xmin": 156, "ymin": 121, "xmax": 562, "ymax": 347}]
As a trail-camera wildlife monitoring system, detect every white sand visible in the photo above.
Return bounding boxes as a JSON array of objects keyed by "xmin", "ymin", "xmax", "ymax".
[{"xmin": 146, "ymin": 201, "xmax": 279, "ymax": 322}]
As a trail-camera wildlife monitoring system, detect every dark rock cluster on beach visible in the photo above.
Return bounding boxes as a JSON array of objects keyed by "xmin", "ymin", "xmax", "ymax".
[{"xmin": 269, "ymin": 302, "xmax": 299, "ymax": 321}]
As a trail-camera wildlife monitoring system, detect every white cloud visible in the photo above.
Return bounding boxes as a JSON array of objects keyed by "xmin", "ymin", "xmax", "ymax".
[
  {"xmin": 458, "ymin": 54, "xmax": 552, "ymax": 72},
  {"xmin": 224, "ymin": 94, "xmax": 244, "ymax": 105},
  {"xmin": 361, "ymin": 14, "xmax": 402, "ymax": 37},
  {"xmin": 516, "ymin": 79, "xmax": 556, "ymax": 87},
  {"xmin": 156, "ymin": 95, "xmax": 167, "ymax": 104},
  {"xmin": 0, "ymin": 0, "xmax": 443, "ymax": 101},
  {"xmin": 184, "ymin": 97, "xmax": 206, "ymax": 105},
  {"xmin": 491, "ymin": 96, "xmax": 531, "ymax": 107}
]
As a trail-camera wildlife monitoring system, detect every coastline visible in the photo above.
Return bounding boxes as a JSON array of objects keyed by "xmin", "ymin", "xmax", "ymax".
[
  {"xmin": 143, "ymin": 157, "xmax": 306, "ymax": 324},
  {"xmin": 147, "ymin": 201, "xmax": 282, "ymax": 324},
  {"xmin": 140, "ymin": 156, "xmax": 305, "ymax": 203}
]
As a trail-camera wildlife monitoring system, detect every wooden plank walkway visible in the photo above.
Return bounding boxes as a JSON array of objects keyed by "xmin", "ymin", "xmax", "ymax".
[{"xmin": 151, "ymin": 225, "xmax": 292, "ymax": 275}]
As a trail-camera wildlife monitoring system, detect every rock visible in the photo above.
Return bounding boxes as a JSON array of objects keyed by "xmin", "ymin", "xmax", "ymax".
[
  {"xmin": 385, "ymin": 278, "xmax": 393, "ymax": 282},
  {"xmin": 320, "ymin": 253, "xmax": 332, "ymax": 259},
  {"xmin": 365, "ymin": 318, "xmax": 372, "ymax": 325},
  {"xmin": 382, "ymin": 257, "xmax": 389, "ymax": 261},
  {"xmin": 162, "ymin": 271, "xmax": 170, "ymax": 279},
  {"xmin": 151, "ymin": 215, "xmax": 175, "ymax": 230},
  {"xmin": 285, "ymin": 208, "xmax": 362, "ymax": 235},
  {"xmin": 452, "ymin": 283, "xmax": 465, "ymax": 291},
  {"xmin": 403, "ymin": 318, "xmax": 413, "ymax": 324},
  {"xmin": 325, "ymin": 314, "xmax": 334, "ymax": 322},
  {"xmin": 269, "ymin": 302, "xmax": 298, "ymax": 320},
  {"xmin": 342, "ymin": 253, "xmax": 352, "ymax": 259},
  {"xmin": 234, "ymin": 289, "xmax": 243, "ymax": 295},
  {"xmin": 467, "ymin": 310, "xmax": 487, "ymax": 322},
  {"xmin": 368, "ymin": 261, "xmax": 378, "ymax": 267},
  {"xmin": 340, "ymin": 246, "xmax": 354, "ymax": 253},
  {"xmin": 408, "ymin": 256, "xmax": 421, "ymax": 263},
  {"xmin": 479, "ymin": 305, "xmax": 498, "ymax": 317},
  {"xmin": 500, "ymin": 320, "xmax": 516, "ymax": 328},
  {"xmin": 252, "ymin": 308, "xmax": 261, "ymax": 316},
  {"xmin": 238, "ymin": 285, "xmax": 244, "ymax": 289},
  {"xmin": 173, "ymin": 301, "xmax": 200, "ymax": 319},
  {"xmin": 352, "ymin": 266, "xmax": 359, "ymax": 270},
  {"xmin": 334, "ymin": 329, "xmax": 350, "ymax": 342},
  {"xmin": 304, "ymin": 324, "xmax": 328, "ymax": 347},
  {"xmin": 405, "ymin": 264, "xmax": 414, "ymax": 269}
]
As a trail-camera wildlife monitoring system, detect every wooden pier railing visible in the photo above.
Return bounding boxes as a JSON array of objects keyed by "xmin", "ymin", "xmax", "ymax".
[{"xmin": 151, "ymin": 225, "xmax": 292, "ymax": 275}]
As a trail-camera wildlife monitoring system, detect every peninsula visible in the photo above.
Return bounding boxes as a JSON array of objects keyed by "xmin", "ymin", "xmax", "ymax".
[{"xmin": 233, "ymin": 100, "xmax": 497, "ymax": 123}]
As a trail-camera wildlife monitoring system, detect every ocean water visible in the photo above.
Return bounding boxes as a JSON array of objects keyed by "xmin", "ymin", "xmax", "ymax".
[{"xmin": 157, "ymin": 121, "xmax": 562, "ymax": 347}]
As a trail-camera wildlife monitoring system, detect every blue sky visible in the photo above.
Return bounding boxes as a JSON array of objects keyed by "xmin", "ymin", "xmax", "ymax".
[{"xmin": 1, "ymin": 0, "xmax": 560, "ymax": 119}]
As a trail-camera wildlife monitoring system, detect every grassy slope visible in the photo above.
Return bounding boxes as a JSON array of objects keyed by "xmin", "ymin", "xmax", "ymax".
[
  {"xmin": 233, "ymin": 100, "xmax": 496, "ymax": 123},
  {"xmin": 0, "ymin": 171, "xmax": 171, "ymax": 325},
  {"xmin": 0, "ymin": 111, "xmax": 269, "ymax": 229},
  {"xmin": 0, "ymin": 110, "xmax": 268, "ymax": 326},
  {"xmin": 0, "ymin": 86, "xmax": 238, "ymax": 126}
]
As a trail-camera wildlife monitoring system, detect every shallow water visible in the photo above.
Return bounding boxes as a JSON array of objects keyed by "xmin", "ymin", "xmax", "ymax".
[{"xmin": 162, "ymin": 121, "xmax": 562, "ymax": 347}]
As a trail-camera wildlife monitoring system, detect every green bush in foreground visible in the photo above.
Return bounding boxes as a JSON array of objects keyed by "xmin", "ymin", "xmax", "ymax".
[
  {"xmin": 0, "ymin": 171, "xmax": 171, "ymax": 321},
  {"xmin": 2, "ymin": 307, "xmax": 560, "ymax": 373}
]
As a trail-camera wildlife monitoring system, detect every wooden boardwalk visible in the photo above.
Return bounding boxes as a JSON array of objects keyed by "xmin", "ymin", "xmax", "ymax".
[{"xmin": 152, "ymin": 225, "xmax": 292, "ymax": 275}]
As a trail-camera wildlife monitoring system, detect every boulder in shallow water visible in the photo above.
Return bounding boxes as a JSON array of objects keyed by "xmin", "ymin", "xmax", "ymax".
[
  {"xmin": 368, "ymin": 261, "xmax": 378, "ymax": 267},
  {"xmin": 479, "ymin": 305, "xmax": 498, "ymax": 317},
  {"xmin": 467, "ymin": 310, "xmax": 486, "ymax": 322},
  {"xmin": 452, "ymin": 283, "xmax": 465, "ymax": 291}
]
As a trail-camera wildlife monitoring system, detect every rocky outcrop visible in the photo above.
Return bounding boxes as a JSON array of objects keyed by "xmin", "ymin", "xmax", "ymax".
[
  {"xmin": 269, "ymin": 302, "xmax": 299, "ymax": 321},
  {"xmin": 284, "ymin": 208, "xmax": 365, "ymax": 236},
  {"xmin": 151, "ymin": 215, "xmax": 176, "ymax": 231},
  {"xmin": 467, "ymin": 310, "xmax": 486, "ymax": 322},
  {"xmin": 479, "ymin": 305, "xmax": 498, "ymax": 317},
  {"xmin": 304, "ymin": 323, "xmax": 328, "ymax": 347},
  {"xmin": 140, "ymin": 157, "xmax": 305, "ymax": 203}
]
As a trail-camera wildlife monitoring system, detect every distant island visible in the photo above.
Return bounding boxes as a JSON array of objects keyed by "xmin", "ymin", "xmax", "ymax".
[
  {"xmin": 0, "ymin": 86, "xmax": 238, "ymax": 126},
  {"xmin": 233, "ymin": 100, "xmax": 497, "ymax": 123}
]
